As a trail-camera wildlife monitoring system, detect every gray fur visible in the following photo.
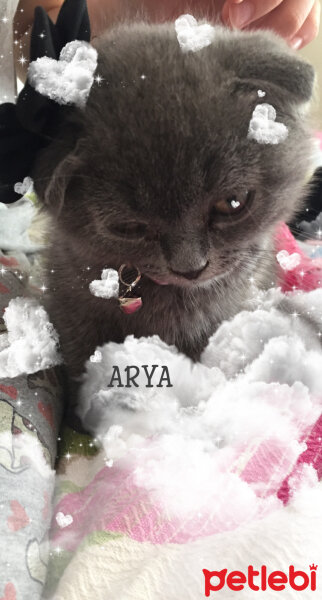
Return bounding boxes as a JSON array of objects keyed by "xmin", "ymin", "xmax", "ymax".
[{"xmin": 33, "ymin": 22, "xmax": 315, "ymax": 386}]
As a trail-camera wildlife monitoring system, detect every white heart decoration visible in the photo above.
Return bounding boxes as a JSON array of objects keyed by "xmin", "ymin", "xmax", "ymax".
[
  {"xmin": 90, "ymin": 349, "xmax": 103, "ymax": 363},
  {"xmin": 89, "ymin": 268, "xmax": 119, "ymax": 299},
  {"xmin": 248, "ymin": 103, "xmax": 288, "ymax": 145},
  {"xmin": 175, "ymin": 14, "xmax": 215, "ymax": 53},
  {"xmin": 231, "ymin": 200, "xmax": 241, "ymax": 209},
  {"xmin": 14, "ymin": 176, "xmax": 34, "ymax": 197},
  {"xmin": 276, "ymin": 250, "xmax": 301, "ymax": 271},
  {"xmin": 28, "ymin": 40, "xmax": 98, "ymax": 108},
  {"xmin": 55, "ymin": 511, "xmax": 73, "ymax": 528}
]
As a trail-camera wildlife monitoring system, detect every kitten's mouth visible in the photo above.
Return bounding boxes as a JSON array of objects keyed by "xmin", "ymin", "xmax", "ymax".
[
  {"xmin": 145, "ymin": 271, "xmax": 218, "ymax": 288},
  {"xmin": 144, "ymin": 263, "xmax": 240, "ymax": 287},
  {"xmin": 143, "ymin": 261, "xmax": 213, "ymax": 287},
  {"xmin": 148, "ymin": 276, "xmax": 170, "ymax": 286}
]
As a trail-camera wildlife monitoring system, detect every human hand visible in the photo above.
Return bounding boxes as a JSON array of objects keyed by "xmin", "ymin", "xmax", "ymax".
[
  {"xmin": 222, "ymin": 0, "xmax": 320, "ymax": 48},
  {"xmin": 15, "ymin": 0, "xmax": 320, "ymax": 52}
]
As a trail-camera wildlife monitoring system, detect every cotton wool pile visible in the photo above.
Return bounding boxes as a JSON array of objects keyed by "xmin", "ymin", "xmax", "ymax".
[
  {"xmin": 78, "ymin": 287, "xmax": 322, "ymax": 523},
  {"xmin": 0, "ymin": 297, "xmax": 62, "ymax": 378},
  {"xmin": 0, "ymin": 178, "xmax": 39, "ymax": 252}
]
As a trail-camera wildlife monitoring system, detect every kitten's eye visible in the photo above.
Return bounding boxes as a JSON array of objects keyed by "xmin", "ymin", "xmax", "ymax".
[
  {"xmin": 213, "ymin": 190, "xmax": 255, "ymax": 217},
  {"xmin": 110, "ymin": 222, "xmax": 148, "ymax": 239}
]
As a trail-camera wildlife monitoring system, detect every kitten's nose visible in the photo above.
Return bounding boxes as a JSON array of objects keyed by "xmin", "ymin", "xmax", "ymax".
[{"xmin": 171, "ymin": 261, "xmax": 209, "ymax": 280}]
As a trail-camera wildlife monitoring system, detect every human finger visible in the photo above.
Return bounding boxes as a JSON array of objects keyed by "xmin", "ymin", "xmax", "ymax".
[
  {"xmin": 247, "ymin": 0, "xmax": 315, "ymax": 40},
  {"xmin": 289, "ymin": 0, "xmax": 320, "ymax": 49},
  {"xmin": 222, "ymin": 0, "xmax": 284, "ymax": 29}
]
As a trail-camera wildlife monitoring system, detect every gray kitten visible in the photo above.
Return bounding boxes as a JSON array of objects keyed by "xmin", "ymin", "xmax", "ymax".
[{"xmin": 33, "ymin": 22, "xmax": 314, "ymax": 391}]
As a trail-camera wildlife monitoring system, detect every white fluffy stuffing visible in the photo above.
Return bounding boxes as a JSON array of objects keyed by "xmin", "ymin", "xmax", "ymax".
[
  {"xmin": 0, "ymin": 198, "xmax": 37, "ymax": 252},
  {"xmin": 0, "ymin": 178, "xmax": 39, "ymax": 251},
  {"xmin": 89, "ymin": 268, "xmax": 119, "ymax": 299},
  {"xmin": 248, "ymin": 103, "xmax": 288, "ymax": 145},
  {"xmin": 78, "ymin": 288, "xmax": 322, "ymax": 520},
  {"xmin": 28, "ymin": 40, "xmax": 98, "ymax": 108},
  {"xmin": 0, "ymin": 297, "xmax": 62, "ymax": 378}
]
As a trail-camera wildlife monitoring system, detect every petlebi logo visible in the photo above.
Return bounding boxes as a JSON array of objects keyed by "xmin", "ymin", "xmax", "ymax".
[{"xmin": 203, "ymin": 564, "xmax": 318, "ymax": 596}]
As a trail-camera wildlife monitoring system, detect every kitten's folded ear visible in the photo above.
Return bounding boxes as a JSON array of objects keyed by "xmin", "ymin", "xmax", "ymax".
[
  {"xmin": 33, "ymin": 149, "xmax": 81, "ymax": 218},
  {"xmin": 33, "ymin": 120, "xmax": 84, "ymax": 217},
  {"xmin": 218, "ymin": 31, "xmax": 315, "ymax": 103}
]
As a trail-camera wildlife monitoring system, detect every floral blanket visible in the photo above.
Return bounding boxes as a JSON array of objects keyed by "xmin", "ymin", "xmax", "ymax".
[{"xmin": 0, "ymin": 248, "xmax": 64, "ymax": 599}]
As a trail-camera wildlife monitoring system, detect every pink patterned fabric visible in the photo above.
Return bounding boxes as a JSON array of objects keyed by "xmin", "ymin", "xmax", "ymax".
[
  {"xmin": 52, "ymin": 429, "xmax": 316, "ymax": 548},
  {"xmin": 278, "ymin": 414, "xmax": 322, "ymax": 504},
  {"xmin": 275, "ymin": 222, "xmax": 322, "ymax": 292}
]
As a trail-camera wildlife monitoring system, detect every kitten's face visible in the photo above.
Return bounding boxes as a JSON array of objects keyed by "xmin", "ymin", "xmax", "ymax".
[{"xmin": 37, "ymin": 23, "xmax": 314, "ymax": 288}]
